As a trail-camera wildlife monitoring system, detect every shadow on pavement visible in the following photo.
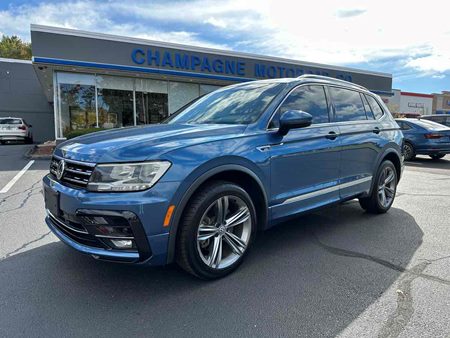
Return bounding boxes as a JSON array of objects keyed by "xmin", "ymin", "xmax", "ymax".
[
  {"xmin": 405, "ymin": 155, "xmax": 450, "ymax": 170},
  {"xmin": 0, "ymin": 203, "xmax": 422, "ymax": 337}
]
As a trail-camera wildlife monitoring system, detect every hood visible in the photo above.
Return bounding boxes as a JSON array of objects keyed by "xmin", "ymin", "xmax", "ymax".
[{"xmin": 54, "ymin": 123, "xmax": 247, "ymax": 163}]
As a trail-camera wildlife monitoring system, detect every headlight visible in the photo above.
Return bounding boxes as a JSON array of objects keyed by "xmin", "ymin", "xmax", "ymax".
[{"xmin": 87, "ymin": 161, "xmax": 171, "ymax": 192}]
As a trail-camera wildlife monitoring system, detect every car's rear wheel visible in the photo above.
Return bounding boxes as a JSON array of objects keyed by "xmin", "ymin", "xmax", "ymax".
[
  {"xmin": 403, "ymin": 142, "xmax": 415, "ymax": 161},
  {"xmin": 359, "ymin": 160, "xmax": 397, "ymax": 214},
  {"xmin": 430, "ymin": 154, "xmax": 445, "ymax": 160},
  {"xmin": 176, "ymin": 180, "xmax": 256, "ymax": 279}
]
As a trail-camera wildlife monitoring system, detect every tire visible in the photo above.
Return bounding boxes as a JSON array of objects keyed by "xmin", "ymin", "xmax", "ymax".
[
  {"xmin": 359, "ymin": 160, "xmax": 398, "ymax": 214},
  {"xmin": 176, "ymin": 180, "xmax": 257, "ymax": 280},
  {"xmin": 25, "ymin": 134, "xmax": 33, "ymax": 144},
  {"xmin": 403, "ymin": 142, "xmax": 416, "ymax": 161},
  {"xmin": 430, "ymin": 154, "xmax": 445, "ymax": 160}
]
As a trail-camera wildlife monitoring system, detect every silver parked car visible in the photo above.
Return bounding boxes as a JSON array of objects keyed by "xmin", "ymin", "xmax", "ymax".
[{"xmin": 0, "ymin": 117, "xmax": 33, "ymax": 144}]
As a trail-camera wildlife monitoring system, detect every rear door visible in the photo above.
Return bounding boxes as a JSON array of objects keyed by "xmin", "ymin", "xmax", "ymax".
[
  {"xmin": 269, "ymin": 85, "xmax": 341, "ymax": 220},
  {"xmin": 328, "ymin": 87, "xmax": 380, "ymax": 199}
]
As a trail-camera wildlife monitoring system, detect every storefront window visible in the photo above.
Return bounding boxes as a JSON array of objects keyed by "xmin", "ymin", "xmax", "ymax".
[
  {"xmin": 54, "ymin": 72, "xmax": 216, "ymax": 138},
  {"xmin": 136, "ymin": 92, "xmax": 168, "ymax": 124},
  {"xmin": 168, "ymin": 82, "xmax": 200, "ymax": 114},
  {"xmin": 135, "ymin": 79, "xmax": 168, "ymax": 124},
  {"xmin": 56, "ymin": 73, "xmax": 96, "ymax": 138},
  {"xmin": 200, "ymin": 84, "xmax": 221, "ymax": 95},
  {"xmin": 60, "ymin": 84, "xmax": 96, "ymax": 133},
  {"xmin": 97, "ymin": 88, "xmax": 134, "ymax": 128}
]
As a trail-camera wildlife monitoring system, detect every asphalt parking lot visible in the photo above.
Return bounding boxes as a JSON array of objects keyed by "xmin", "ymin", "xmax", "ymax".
[{"xmin": 0, "ymin": 144, "xmax": 449, "ymax": 337}]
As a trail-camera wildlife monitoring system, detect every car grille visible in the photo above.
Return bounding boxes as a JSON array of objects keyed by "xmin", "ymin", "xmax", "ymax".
[{"xmin": 50, "ymin": 156, "xmax": 95, "ymax": 188}]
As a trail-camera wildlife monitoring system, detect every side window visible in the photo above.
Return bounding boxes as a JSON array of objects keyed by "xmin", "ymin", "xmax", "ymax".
[
  {"xmin": 361, "ymin": 94, "xmax": 375, "ymax": 119},
  {"xmin": 329, "ymin": 87, "xmax": 367, "ymax": 122},
  {"xmin": 278, "ymin": 85, "xmax": 330, "ymax": 124},
  {"xmin": 365, "ymin": 95, "xmax": 384, "ymax": 119},
  {"xmin": 398, "ymin": 121, "xmax": 411, "ymax": 130}
]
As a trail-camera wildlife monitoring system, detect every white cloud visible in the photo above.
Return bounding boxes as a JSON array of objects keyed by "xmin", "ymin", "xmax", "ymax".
[
  {"xmin": 0, "ymin": 1, "xmax": 229, "ymax": 50},
  {"xmin": 335, "ymin": 9, "xmax": 367, "ymax": 18},
  {"xmin": 0, "ymin": 0, "xmax": 449, "ymax": 76},
  {"xmin": 204, "ymin": 17, "xmax": 228, "ymax": 29}
]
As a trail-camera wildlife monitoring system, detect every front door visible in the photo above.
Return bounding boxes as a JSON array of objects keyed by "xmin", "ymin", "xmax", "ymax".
[{"xmin": 268, "ymin": 85, "xmax": 341, "ymax": 221}]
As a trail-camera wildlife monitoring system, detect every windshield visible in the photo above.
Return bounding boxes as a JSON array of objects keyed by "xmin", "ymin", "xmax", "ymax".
[
  {"xmin": 165, "ymin": 82, "xmax": 284, "ymax": 125},
  {"xmin": 0, "ymin": 118, "xmax": 22, "ymax": 125}
]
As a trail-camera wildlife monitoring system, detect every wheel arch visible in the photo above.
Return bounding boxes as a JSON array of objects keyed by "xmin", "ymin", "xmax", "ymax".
[
  {"xmin": 166, "ymin": 163, "xmax": 268, "ymax": 264},
  {"xmin": 382, "ymin": 151, "xmax": 402, "ymax": 183},
  {"xmin": 403, "ymin": 138, "xmax": 414, "ymax": 147},
  {"xmin": 368, "ymin": 146, "xmax": 403, "ymax": 196}
]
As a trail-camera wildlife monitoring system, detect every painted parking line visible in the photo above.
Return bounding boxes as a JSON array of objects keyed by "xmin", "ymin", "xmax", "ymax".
[{"xmin": 0, "ymin": 160, "xmax": 35, "ymax": 194}]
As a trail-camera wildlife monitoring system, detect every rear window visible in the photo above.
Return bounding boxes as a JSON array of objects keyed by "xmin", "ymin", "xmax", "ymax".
[
  {"xmin": 0, "ymin": 118, "xmax": 22, "ymax": 125},
  {"xmin": 413, "ymin": 119, "xmax": 449, "ymax": 130}
]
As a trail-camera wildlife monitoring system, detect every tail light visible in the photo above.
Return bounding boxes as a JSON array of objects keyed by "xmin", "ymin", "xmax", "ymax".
[
  {"xmin": 18, "ymin": 125, "xmax": 27, "ymax": 130},
  {"xmin": 424, "ymin": 133, "xmax": 443, "ymax": 139}
]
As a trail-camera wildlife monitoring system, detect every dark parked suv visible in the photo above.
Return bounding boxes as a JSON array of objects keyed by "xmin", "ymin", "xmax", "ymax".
[{"xmin": 43, "ymin": 75, "xmax": 403, "ymax": 279}]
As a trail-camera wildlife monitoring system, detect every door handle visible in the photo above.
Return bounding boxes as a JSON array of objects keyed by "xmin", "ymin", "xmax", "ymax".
[
  {"xmin": 325, "ymin": 131, "xmax": 338, "ymax": 140},
  {"xmin": 373, "ymin": 127, "xmax": 381, "ymax": 134}
]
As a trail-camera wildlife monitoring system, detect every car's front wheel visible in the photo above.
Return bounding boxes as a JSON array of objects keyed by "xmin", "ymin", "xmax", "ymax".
[
  {"xmin": 359, "ymin": 160, "xmax": 398, "ymax": 214},
  {"xmin": 176, "ymin": 180, "xmax": 256, "ymax": 279}
]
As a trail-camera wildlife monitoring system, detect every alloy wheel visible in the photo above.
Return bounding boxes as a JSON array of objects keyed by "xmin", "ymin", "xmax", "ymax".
[
  {"xmin": 377, "ymin": 166, "xmax": 396, "ymax": 208},
  {"xmin": 403, "ymin": 143, "xmax": 413, "ymax": 160},
  {"xmin": 196, "ymin": 195, "xmax": 252, "ymax": 269}
]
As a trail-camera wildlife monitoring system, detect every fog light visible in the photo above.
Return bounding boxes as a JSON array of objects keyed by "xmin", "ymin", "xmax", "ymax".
[
  {"xmin": 110, "ymin": 239, "xmax": 134, "ymax": 249},
  {"xmin": 95, "ymin": 225, "xmax": 133, "ymax": 237}
]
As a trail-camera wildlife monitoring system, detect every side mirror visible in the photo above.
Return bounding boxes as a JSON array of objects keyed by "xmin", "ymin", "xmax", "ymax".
[
  {"xmin": 29, "ymin": 124, "xmax": 32, "ymax": 128},
  {"xmin": 278, "ymin": 110, "xmax": 313, "ymax": 136}
]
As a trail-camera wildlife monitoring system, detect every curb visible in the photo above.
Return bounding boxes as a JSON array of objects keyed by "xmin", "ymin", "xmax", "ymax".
[{"xmin": 25, "ymin": 145, "xmax": 53, "ymax": 160}]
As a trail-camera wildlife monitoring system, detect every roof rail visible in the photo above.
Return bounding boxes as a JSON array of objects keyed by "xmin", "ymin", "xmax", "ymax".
[{"xmin": 297, "ymin": 74, "xmax": 368, "ymax": 91}]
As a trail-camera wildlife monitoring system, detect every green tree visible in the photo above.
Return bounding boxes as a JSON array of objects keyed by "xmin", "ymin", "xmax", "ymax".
[{"xmin": 0, "ymin": 35, "xmax": 32, "ymax": 60}]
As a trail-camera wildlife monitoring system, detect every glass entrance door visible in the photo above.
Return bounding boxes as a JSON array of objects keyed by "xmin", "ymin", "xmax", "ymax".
[{"xmin": 136, "ymin": 92, "xmax": 168, "ymax": 124}]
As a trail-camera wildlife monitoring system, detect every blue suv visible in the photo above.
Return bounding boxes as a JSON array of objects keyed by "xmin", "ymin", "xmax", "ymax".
[{"xmin": 43, "ymin": 75, "xmax": 403, "ymax": 279}]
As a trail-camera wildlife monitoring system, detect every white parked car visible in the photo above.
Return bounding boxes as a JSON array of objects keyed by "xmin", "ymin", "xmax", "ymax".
[{"xmin": 0, "ymin": 117, "xmax": 33, "ymax": 144}]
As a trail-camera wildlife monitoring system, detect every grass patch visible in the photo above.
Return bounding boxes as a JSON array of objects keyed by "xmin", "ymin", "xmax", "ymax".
[{"xmin": 65, "ymin": 128, "xmax": 106, "ymax": 139}]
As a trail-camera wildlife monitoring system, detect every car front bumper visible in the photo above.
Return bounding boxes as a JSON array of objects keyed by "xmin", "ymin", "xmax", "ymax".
[
  {"xmin": 46, "ymin": 214, "xmax": 141, "ymax": 262},
  {"xmin": 43, "ymin": 174, "xmax": 180, "ymax": 265}
]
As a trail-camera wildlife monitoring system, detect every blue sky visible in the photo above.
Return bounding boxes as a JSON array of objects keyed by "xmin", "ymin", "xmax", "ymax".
[{"xmin": 1, "ymin": 0, "xmax": 449, "ymax": 94}]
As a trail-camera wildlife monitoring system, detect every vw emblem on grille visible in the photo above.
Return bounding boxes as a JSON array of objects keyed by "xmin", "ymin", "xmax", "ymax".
[{"xmin": 56, "ymin": 160, "xmax": 66, "ymax": 180}]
